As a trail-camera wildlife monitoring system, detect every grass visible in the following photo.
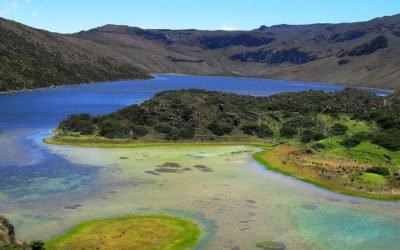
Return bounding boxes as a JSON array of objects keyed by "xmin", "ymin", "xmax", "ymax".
[
  {"xmin": 253, "ymin": 146, "xmax": 400, "ymax": 201},
  {"xmin": 361, "ymin": 173, "xmax": 387, "ymax": 184},
  {"xmin": 45, "ymin": 214, "xmax": 201, "ymax": 250}
]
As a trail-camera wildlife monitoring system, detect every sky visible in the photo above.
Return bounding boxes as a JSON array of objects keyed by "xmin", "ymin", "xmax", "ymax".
[{"xmin": 1, "ymin": 0, "xmax": 400, "ymax": 33}]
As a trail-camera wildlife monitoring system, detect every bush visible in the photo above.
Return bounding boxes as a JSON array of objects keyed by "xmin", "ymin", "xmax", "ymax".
[
  {"xmin": 280, "ymin": 125, "xmax": 297, "ymax": 138},
  {"xmin": 178, "ymin": 126, "xmax": 195, "ymax": 139},
  {"xmin": 241, "ymin": 124, "xmax": 273, "ymax": 138},
  {"xmin": 341, "ymin": 132, "xmax": 371, "ymax": 148},
  {"xmin": 372, "ymin": 128, "xmax": 400, "ymax": 151},
  {"xmin": 330, "ymin": 123, "xmax": 348, "ymax": 136},
  {"xmin": 312, "ymin": 143, "xmax": 326, "ymax": 150},
  {"xmin": 300, "ymin": 130, "xmax": 326, "ymax": 143},
  {"xmin": 99, "ymin": 119, "xmax": 129, "ymax": 138},
  {"xmin": 131, "ymin": 125, "xmax": 149, "ymax": 137},
  {"xmin": 59, "ymin": 113, "xmax": 95, "ymax": 134},
  {"xmin": 207, "ymin": 122, "xmax": 233, "ymax": 136},
  {"xmin": 154, "ymin": 123, "xmax": 173, "ymax": 134},
  {"xmin": 366, "ymin": 167, "xmax": 390, "ymax": 176}
]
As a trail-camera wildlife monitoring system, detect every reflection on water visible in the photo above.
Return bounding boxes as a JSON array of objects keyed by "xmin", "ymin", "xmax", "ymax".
[{"xmin": 0, "ymin": 75, "xmax": 397, "ymax": 249}]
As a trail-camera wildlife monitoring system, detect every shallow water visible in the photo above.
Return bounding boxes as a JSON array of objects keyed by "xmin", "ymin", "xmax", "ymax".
[{"xmin": 0, "ymin": 75, "xmax": 398, "ymax": 249}]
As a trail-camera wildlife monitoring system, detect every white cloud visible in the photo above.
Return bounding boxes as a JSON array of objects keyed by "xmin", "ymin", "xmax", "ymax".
[
  {"xmin": 0, "ymin": 0, "xmax": 19, "ymax": 17},
  {"xmin": 32, "ymin": 11, "xmax": 38, "ymax": 17},
  {"xmin": 219, "ymin": 25, "xmax": 238, "ymax": 31}
]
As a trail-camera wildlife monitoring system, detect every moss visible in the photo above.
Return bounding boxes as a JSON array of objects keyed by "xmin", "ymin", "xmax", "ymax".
[{"xmin": 45, "ymin": 214, "xmax": 201, "ymax": 250}]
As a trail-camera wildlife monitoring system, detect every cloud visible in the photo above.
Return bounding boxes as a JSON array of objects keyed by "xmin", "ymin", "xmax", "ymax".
[
  {"xmin": 32, "ymin": 11, "xmax": 38, "ymax": 17},
  {"xmin": 219, "ymin": 25, "xmax": 238, "ymax": 31},
  {"xmin": 0, "ymin": 0, "xmax": 19, "ymax": 17}
]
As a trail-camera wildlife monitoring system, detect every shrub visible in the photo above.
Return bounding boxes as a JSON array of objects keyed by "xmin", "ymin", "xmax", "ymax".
[
  {"xmin": 330, "ymin": 123, "xmax": 348, "ymax": 136},
  {"xmin": 131, "ymin": 125, "xmax": 149, "ymax": 137},
  {"xmin": 341, "ymin": 132, "xmax": 371, "ymax": 148},
  {"xmin": 372, "ymin": 128, "xmax": 400, "ymax": 151},
  {"xmin": 99, "ymin": 119, "xmax": 129, "ymax": 138},
  {"xmin": 178, "ymin": 126, "xmax": 195, "ymax": 139},
  {"xmin": 207, "ymin": 122, "xmax": 233, "ymax": 136},
  {"xmin": 280, "ymin": 125, "xmax": 297, "ymax": 138},
  {"xmin": 59, "ymin": 113, "xmax": 95, "ymax": 134},
  {"xmin": 300, "ymin": 130, "xmax": 326, "ymax": 143},
  {"xmin": 312, "ymin": 143, "xmax": 326, "ymax": 150},
  {"xmin": 366, "ymin": 167, "xmax": 390, "ymax": 176},
  {"xmin": 241, "ymin": 124, "xmax": 273, "ymax": 138},
  {"xmin": 154, "ymin": 123, "xmax": 173, "ymax": 134}
]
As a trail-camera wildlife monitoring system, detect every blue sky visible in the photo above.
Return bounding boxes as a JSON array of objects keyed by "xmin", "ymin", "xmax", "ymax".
[{"xmin": 1, "ymin": 0, "xmax": 400, "ymax": 33}]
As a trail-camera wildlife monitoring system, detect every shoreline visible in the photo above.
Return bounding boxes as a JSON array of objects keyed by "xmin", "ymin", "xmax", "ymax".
[
  {"xmin": 1, "ymin": 73, "xmax": 394, "ymax": 95},
  {"xmin": 44, "ymin": 136, "xmax": 400, "ymax": 202}
]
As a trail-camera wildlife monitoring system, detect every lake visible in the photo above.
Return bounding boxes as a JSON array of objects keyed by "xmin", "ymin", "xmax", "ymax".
[{"xmin": 0, "ymin": 74, "xmax": 399, "ymax": 249}]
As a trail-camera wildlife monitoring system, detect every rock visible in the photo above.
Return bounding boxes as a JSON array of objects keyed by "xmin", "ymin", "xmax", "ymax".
[
  {"xmin": 256, "ymin": 240, "xmax": 286, "ymax": 250},
  {"xmin": 347, "ymin": 36, "xmax": 388, "ymax": 56},
  {"xmin": 0, "ymin": 215, "xmax": 16, "ymax": 246}
]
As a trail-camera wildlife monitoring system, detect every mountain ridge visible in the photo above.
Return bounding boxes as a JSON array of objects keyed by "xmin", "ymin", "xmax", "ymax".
[{"xmin": 2, "ymin": 14, "xmax": 400, "ymax": 91}]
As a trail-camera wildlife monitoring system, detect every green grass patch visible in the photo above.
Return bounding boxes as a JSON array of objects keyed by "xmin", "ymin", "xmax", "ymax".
[
  {"xmin": 45, "ymin": 214, "xmax": 201, "ymax": 250},
  {"xmin": 361, "ymin": 173, "xmax": 387, "ymax": 185}
]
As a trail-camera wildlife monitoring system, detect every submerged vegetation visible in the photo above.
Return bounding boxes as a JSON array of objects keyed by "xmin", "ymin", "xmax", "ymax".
[
  {"xmin": 45, "ymin": 214, "xmax": 201, "ymax": 250},
  {"xmin": 51, "ymin": 88, "xmax": 400, "ymax": 200}
]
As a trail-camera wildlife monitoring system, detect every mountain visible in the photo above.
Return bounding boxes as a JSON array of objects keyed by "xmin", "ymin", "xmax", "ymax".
[
  {"xmin": 2, "ymin": 14, "xmax": 400, "ymax": 91},
  {"xmin": 0, "ymin": 18, "xmax": 149, "ymax": 92},
  {"xmin": 73, "ymin": 14, "xmax": 400, "ymax": 90}
]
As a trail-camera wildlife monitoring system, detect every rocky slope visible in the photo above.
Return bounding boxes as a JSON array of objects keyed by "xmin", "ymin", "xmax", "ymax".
[
  {"xmin": 3, "ymin": 14, "xmax": 400, "ymax": 91},
  {"xmin": 73, "ymin": 14, "xmax": 400, "ymax": 89}
]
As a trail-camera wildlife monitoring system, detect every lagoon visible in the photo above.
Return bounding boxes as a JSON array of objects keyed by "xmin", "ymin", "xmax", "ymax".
[{"xmin": 0, "ymin": 74, "xmax": 398, "ymax": 249}]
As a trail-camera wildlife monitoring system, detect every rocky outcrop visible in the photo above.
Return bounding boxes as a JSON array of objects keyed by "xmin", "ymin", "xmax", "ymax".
[
  {"xmin": 0, "ymin": 215, "xmax": 16, "ymax": 246},
  {"xmin": 230, "ymin": 48, "xmax": 317, "ymax": 65},
  {"xmin": 198, "ymin": 34, "xmax": 274, "ymax": 49},
  {"xmin": 347, "ymin": 36, "xmax": 388, "ymax": 56},
  {"xmin": 328, "ymin": 30, "xmax": 367, "ymax": 43}
]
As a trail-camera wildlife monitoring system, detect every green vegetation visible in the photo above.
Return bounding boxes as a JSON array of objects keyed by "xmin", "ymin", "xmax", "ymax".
[
  {"xmin": 50, "ymin": 89, "xmax": 400, "ymax": 200},
  {"xmin": 45, "ymin": 214, "xmax": 201, "ymax": 250}
]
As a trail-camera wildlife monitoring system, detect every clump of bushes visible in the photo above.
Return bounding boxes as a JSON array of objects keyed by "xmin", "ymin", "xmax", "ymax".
[
  {"xmin": 206, "ymin": 122, "xmax": 233, "ymax": 136},
  {"xmin": 300, "ymin": 130, "xmax": 326, "ymax": 143},
  {"xmin": 366, "ymin": 166, "xmax": 390, "ymax": 176},
  {"xmin": 241, "ymin": 124, "xmax": 273, "ymax": 138},
  {"xmin": 280, "ymin": 125, "xmax": 297, "ymax": 138},
  {"xmin": 341, "ymin": 132, "xmax": 370, "ymax": 148},
  {"xmin": 372, "ymin": 128, "xmax": 400, "ymax": 151},
  {"xmin": 59, "ymin": 113, "xmax": 96, "ymax": 135},
  {"xmin": 330, "ymin": 123, "xmax": 348, "ymax": 136}
]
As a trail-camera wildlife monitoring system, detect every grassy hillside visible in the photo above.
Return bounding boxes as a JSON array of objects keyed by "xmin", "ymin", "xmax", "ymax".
[
  {"xmin": 0, "ymin": 18, "xmax": 149, "ymax": 92},
  {"xmin": 52, "ymin": 89, "xmax": 400, "ymax": 200},
  {"xmin": 74, "ymin": 14, "xmax": 400, "ymax": 89}
]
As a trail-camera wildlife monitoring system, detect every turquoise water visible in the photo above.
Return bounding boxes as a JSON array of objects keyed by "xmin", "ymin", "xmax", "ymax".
[
  {"xmin": 0, "ymin": 75, "xmax": 398, "ymax": 249},
  {"xmin": 294, "ymin": 205, "xmax": 400, "ymax": 249}
]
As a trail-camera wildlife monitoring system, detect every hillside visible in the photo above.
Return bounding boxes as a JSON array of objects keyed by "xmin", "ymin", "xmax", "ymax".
[
  {"xmin": 73, "ymin": 14, "xmax": 400, "ymax": 89},
  {"xmin": 0, "ymin": 18, "xmax": 149, "ymax": 92},
  {"xmin": 3, "ymin": 14, "xmax": 400, "ymax": 91}
]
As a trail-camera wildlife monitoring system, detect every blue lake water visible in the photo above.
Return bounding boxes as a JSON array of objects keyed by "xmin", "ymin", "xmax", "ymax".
[{"xmin": 0, "ymin": 74, "xmax": 398, "ymax": 249}]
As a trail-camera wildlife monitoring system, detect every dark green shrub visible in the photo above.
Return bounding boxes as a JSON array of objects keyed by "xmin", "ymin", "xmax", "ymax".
[
  {"xmin": 301, "ymin": 130, "xmax": 326, "ymax": 143},
  {"xmin": 255, "ymin": 124, "xmax": 274, "ymax": 138},
  {"xmin": 99, "ymin": 119, "xmax": 129, "ymax": 138},
  {"xmin": 366, "ymin": 167, "xmax": 390, "ymax": 176},
  {"xmin": 131, "ymin": 125, "xmax": 149, "ymax": 137},
  {"xmin": 178, "ymin": 126, "xmax": 195, "ymax": 139},
  {"xmin": 181, "ymin": 107, "xmax": 193, "ymax": 121},
  {"xmin": 372, "ymin": 128, "xmax": 400, "ymax": 151},
  {"xmin": 330, "ymin": 123, "xmax": 348, "ymax": 136},
  {"xmin": 207, "ymin": 122, "xmax": 233, "ymax": 136},
  {"xmin": 312, "ymin": 143, "xmax": 326, "ymax": 150},
  {"xmin": 341, "ymin": 132, "xmax": 371, "ymax": 148},
  {"xmin": 280, "ymin": 125, "xmax": 297, "ymax": 138},
  {"xmin": 154, "ymin": 123, "xmax": 173, "ymax": 134},
  {"xmin": 59, "ymin": 113, "xmax": 95, "ymax": 134},
  {"xmin": 30, "ymin": 241, "xmax": 45, "ymax": 250},
  {"xmin": 117, "ymin": 105, "xmax": 145, "ymax": 124}
]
